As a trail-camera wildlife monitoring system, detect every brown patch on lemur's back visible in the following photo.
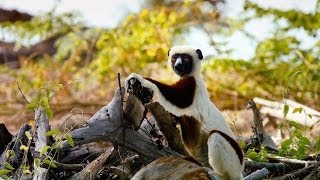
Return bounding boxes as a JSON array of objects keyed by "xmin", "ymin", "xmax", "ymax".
[
  {"xmin": 144, "ymin": 77, "xmax": 196, "ymax": 108},
  {"xmin": 209, "ymin": 130, "xmax": 244, "ymax": 165}
]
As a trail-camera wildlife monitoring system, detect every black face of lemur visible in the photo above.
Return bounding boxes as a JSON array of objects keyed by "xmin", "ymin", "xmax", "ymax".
[{"xmin": 171, "ymin": 53, "xmax": 193, "ymax": 77}]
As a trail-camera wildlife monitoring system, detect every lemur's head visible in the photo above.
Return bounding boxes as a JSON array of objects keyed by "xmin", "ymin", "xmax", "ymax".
[{"xmin": 168, "ymin": 46, "xmax": 203, "ymax": 77}]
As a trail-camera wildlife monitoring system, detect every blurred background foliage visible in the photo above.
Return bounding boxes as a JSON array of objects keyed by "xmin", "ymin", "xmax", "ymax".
[{"xmin": 0, "ymin": 0, "xmax": 319, "ymax": 131}]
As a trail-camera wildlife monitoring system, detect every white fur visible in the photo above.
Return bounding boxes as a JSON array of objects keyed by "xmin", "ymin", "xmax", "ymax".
[
  {"xmin": 125, "ymin": 45, "xmax": 243, "ymax": 179},
  {"xmin": 208, "ymin": 133, "xmax": 244, "ymax": 180}
]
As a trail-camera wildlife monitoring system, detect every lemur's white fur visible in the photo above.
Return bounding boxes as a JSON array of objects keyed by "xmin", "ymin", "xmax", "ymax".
[
  {"xmin": 125, "ymin": 46, "xmax": 244, "ymax": 179},
  {"xmin": 208, "ymin": 133, "xmax": 244, "ymax": 180}
]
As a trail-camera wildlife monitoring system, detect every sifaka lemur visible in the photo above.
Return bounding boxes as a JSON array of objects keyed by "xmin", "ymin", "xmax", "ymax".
[{"xmin": 125, "ymin": 46, "xmax": 244, "ymax": 180}]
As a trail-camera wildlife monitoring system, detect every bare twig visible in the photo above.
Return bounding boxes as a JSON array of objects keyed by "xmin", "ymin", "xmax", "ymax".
[
  {"xmin": 49, "ymin": 82, "xmax": 74, "ymax": 102},
  {"xmin": 17, "ymin": 81, "xmax": 30, "ymax": 104}
]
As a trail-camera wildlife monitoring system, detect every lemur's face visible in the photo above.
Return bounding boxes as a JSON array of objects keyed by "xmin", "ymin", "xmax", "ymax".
[
  {"xmin": 168, "ymin": 46, "xmax": 203, "ymax": 77},
  {"xmin": 171, "ymin": 53, "xmax": 194, "ymax": 77}
]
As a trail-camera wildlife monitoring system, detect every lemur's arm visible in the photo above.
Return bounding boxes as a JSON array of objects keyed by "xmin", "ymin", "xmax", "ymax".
[{"xmin": 125, "ymin": 73, "xmax": 196, "ymax": 108}]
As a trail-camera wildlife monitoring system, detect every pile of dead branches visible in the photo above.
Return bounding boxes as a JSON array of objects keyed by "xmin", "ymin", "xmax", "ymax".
[{"xmin": 0, "ymin": 83, "xmax": 319, "ymax": 179}]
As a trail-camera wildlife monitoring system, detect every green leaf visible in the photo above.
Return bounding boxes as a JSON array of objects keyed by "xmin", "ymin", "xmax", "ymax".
[
  {"xmin": 25, "ymin": 131, "xmax": 32, "ymax": 140},
  {"xmin": 40, "ymin": 97, "xmax": 50, "ymax": 108},
  {"xmin": 25, "ymin": 103, "xmax": 39, "ymax": 110},
  {"xmin": 0, "ymin": 169, "xmax": 11, "ymax": 175},
  {"xmin": 44, "ymin": 107, "xmax": 53, "ymax": 119},
  {"xmin": 299, "ymin": 137, "xmax": 311, "ymax": 146},
  {"xmin": 292, "ymin": 107, "xmax": 303, "ymax": 114},
  {"xmin": 4, "ymin": 162, "xmax": 14, "ymax": 170},
  {"xmin": 34, "ymin": 158, "xmax": 40, "ymax": 168},
  {"xmin": 20, "ymin": 145, "xmax": 28, "ymax": 151},
  {"xmin": 65, "ymin": 133, "xmax": 74, "ymax": 147},
  {"xmin": 43, "ymin": 159, "xmax": 57, "ymax": 168},
  {"xmin": 23, "ymin": 170, "xmax": 31, "ymax": 174},
  {"xmin": 283, "ymin": 104, "xmax": 289, "ymax": 118},
  {"xmin": 288, "ymin": 121, "xmax": 301, "ymax": 129},
  {"xmin": 6, "ymin": 150, "xmax": 15, "ymax": 159},
  {"xmin": 40, "ymin": 145, "xmax": 50, "ymax": 157},
  {"xmin": 281, "ymin": 139, "xmax": 293, "ymax": 148},
  {"xmin": 46, "ymin": 129, "xmax": 61, "ymax": 136},
  {"xmin": 51, "ymin": 141, "xmax": 62, "ymax": 149},
  {"xmin": 307, "ymin": 114, "xmax": 312, "ymax": 119}
]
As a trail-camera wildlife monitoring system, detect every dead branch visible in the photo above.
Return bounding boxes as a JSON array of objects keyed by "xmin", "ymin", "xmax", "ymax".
[
  {"xmin": 59, "ymin": 142, "xmax": 112, "ymax": 164},
  {"xmin": 146, "ymin": 102, "xmax": 189, "ymax": 156},
  {"xmin": 62, "ymin": 88, "xmax": 181, "ymax": 164},
  {"xmin": 246, "ymin": 99, "xmax": 278, "ymax": 151},
  {"xmin": 273, "ymin": 162, "xmax": 320, "ymax": 180},
  {"xmin": 33, "ymin": 107, "xmax": 50, "ymax": 180},
  {"xmin": 0, "ymin": 124, "xmax": 32, "ymax": 168},
  {"xmin": 244, "ymin": 167, "xmax": 270, "ymax": 180},
  {"xmin": 69, "ymin": 147, "xmax": 114, "ymax": 180},
  {"xmin": 245, "ymin": 161, "xmax": 304, "ymax": 176},
  {"xmin": 254, "ymin": 97, "xmax": 320, "ymax": 126}
]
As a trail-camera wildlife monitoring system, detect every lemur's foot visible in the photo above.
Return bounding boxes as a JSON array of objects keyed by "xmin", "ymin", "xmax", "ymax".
[{"xmin": 126, "ymin": 74, "xmax": 153, "ymax": 104}]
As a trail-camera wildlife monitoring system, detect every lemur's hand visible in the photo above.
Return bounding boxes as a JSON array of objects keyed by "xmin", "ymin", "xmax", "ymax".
[{"xmin": 125, "ymin": 73, "xmax": 153, "ymax": 104}]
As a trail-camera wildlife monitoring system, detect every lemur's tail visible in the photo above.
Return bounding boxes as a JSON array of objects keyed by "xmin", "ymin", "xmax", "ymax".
[{"xmin": 207, "ymin": 130, "xmax": 244, "ymax": 180}]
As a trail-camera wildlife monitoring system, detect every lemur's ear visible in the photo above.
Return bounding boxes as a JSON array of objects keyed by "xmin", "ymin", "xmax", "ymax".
[
  {"xmin": 196, "ymin": 49, "xmax": 203, "ymax": 60},
  {"xmin": 168, "ymin": 49, "xmax": 171, "ymax": 56}
]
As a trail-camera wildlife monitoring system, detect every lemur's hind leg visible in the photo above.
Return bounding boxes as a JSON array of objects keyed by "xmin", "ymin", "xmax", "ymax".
[{"xmin": 126, "ymin": 76, "xmax": 153, "ymax": 104}]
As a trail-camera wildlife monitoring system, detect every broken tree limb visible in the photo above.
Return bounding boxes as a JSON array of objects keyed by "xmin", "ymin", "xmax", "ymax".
[
  {"xmin": 124, "ymin": 94, "xmax": 146, "ymax": 129},
  {"xmin": 60, "ymin": 142, "xmax": 112, "ymax": 163},
  {"xmin": 268, "ymin": 156, "xmax": 318, "ymax": 165},
  {"xmin": 253, "ymin": 97, "xmax": 320, "ymax": 126},
  {"xmin": 246, "ymin": 99, "xmax": 278, "ymax": 151},
  {"xmin": 109, "ymin": 155, "xmax": 142, "ymax": 179},
  {"xmin": 244, "ymin": 167, "xmax": 270, "ymax": 180},
  {"xmin": 69, "ymin": 147, "xmax": 114, "ymax": 180},
  {"xmin": 33, "ymin": 107, "xmax": 50, "ymax": 180},
  {"xmin": 62, "ymin": 88, "xmax": 181, "ymax": 163},
  {"xmin": 245, "ymin": 161, "xmax": 304, "ymax": 176},
  {"xmin": 146, "ymin": 102, "xmax": 189, "ymax": 156}
]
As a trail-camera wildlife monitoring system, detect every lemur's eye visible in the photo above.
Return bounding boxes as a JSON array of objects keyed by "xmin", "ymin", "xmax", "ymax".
[{"xmin": 171, "ymin": 57, "xmax": 176, "ymax": 64}]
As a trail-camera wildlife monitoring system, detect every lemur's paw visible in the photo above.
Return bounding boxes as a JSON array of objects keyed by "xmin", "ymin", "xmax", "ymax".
[{"xmin": 125, "ymin": 73, "xmax": 153, "ymax": 104}]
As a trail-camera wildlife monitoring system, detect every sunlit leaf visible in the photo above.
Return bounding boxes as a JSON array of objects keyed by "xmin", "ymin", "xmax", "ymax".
[
  {"xmin": 292, "ymin": 107, "xmax": 303, "ymax": 114},
  {"xmin": 40, "ymin": 145, "xmax": 50, "ymax": 157},
  {"xmin": 25, "ymin": 103, "xmax": 39, "ymax": 110},
  {"xmin": 4, "ymin": 162, "xmax": 14, "ymax": 170},
  {"xmin": 25, "ymin": 131, "xmax": 32, "ymax": 140},
  {"xmin": 65, "ymin": 133, "xmax": 74, "ymax": 147},
  {"xmin": 44, "ymin": 107, "xmax": 53, "ymax": 119},
  {"xmin": 43, "ymin": 159, "xmax": 57, "ymax": 168},
  {"xmin": 46, "ymin": 129, "xmax": 61, "ymax": 136}
]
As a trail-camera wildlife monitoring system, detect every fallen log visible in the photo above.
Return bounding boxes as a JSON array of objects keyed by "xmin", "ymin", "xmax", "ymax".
[
  {"xmin": 253, "ymin": 97, "xmax": 320, "ymax": 126},
  {"xmin": 62, "ymin": 88, "xmax": 181, "ymax": 163}
]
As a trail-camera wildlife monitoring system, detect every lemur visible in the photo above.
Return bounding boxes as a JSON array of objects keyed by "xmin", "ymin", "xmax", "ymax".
[{"xmin": 125, "ymin": 46, "xmax": 244, "ymax": 180}]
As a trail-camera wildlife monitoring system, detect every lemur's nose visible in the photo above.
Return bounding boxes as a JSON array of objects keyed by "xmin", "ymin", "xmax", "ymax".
[{"xmin": 174, "ymin": 58, "xmax": 183, "ymax": 71}]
